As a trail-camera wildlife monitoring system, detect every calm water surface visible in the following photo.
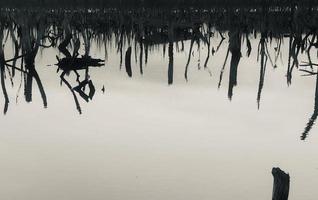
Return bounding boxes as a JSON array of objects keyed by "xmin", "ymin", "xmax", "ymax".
[{"xmin": 0, "ymin": 9, "xmax": 318, "ymax": 200}]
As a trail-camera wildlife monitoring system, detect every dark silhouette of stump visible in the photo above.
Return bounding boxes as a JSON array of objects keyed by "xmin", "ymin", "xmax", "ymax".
[
  {"xmin": 168, "ymin": 42, "xmax": 173, "ymax": 85},
  {"xmin": 272, "ymin": 168, "xmax": 290, "ymax": 200},
  {"xmin": 125, "ymin": 47, "xmax": 132, "ymax": 77}
]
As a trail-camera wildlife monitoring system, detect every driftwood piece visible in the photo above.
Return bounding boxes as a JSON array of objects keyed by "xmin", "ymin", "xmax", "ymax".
[
  {"xmin": 57, "ymin": 57, "xmax": 104, "ymax": 71},
  {"xmin": 272, "ymin": 168, "xmax": 290, "ymax": 200}
]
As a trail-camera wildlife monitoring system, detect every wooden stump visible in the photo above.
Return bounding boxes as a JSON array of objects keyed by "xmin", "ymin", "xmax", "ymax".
[{"xmin": 272, "ymin": 168, "xmax": 290, "ymax": 200}]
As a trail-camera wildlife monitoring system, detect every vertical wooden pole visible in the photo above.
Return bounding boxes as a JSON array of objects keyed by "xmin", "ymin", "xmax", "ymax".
[{"xmin": 272, "ymin": 168, "xmax": 290, "ymax": 200}]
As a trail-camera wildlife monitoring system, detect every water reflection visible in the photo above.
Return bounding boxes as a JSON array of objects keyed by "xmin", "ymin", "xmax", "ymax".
[
  {"xmin": 57, "ymin": 32, "xmax": 103, "ymax": 114},
  {"xmin": 1, "ymin": 7, "xmax": 318, "ymax": 139},
  {"xmin": 300, "ymin": 64, "xmax": 318, "ymax": 140}
]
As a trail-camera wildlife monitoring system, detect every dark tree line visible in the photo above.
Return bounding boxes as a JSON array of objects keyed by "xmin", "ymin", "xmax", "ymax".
[{"xmin": 0, "ymin": 0, "xmax": 317, "ymax": 8}]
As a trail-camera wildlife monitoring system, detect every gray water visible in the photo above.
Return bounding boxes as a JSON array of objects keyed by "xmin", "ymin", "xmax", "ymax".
[{"xmin": 1, "ymin": 9, "xmax": 318, "ymax": 200}]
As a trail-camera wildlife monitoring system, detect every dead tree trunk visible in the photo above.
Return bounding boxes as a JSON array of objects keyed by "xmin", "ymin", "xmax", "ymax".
[{"xmin": 272, "ymin": 168, "xmax": 290, "ymax": 200}]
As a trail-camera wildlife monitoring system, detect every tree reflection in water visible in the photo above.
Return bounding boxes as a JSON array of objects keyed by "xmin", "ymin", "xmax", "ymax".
[{"xmin": 0, "ymin": 7, "xmax": 318, "ymax": 139}]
